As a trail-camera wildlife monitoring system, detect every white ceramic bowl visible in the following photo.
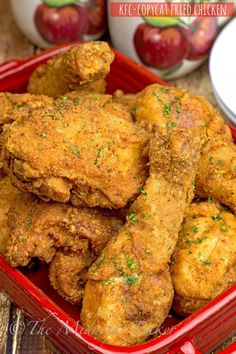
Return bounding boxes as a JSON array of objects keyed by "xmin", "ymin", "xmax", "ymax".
[
  {"xmin": 108, "ymin": 0, "xmax": 231, "ymax": 79},
  {"xmin": 210, "ymin": 17, "xmax": 236, "ymax": 125},
  {"xmin": 10, "ymin": 0, "xmax": 107, "ymax": 48}
]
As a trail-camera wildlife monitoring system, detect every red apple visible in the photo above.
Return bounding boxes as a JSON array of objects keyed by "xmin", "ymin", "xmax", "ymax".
[
  {"xmin": 134, "ymin": 23, "xmax": 189, "ymax": 70},
  {"xmin": 35, "ymin": 4, "xmax": 89, "ymax": 44},
  {"xmin": 187, "ymin": 18, "xmax": 217, "ymax": 60},
  {"xmin": 85, "ymin": 0, "xmax": 106, "ymax": 35}
]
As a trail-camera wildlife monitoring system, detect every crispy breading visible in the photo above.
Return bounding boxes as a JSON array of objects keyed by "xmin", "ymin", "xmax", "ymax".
[
  {"xmin": 49, "ymin": 251, "xmax": 92, "ymax": 304},
  {"xmin": 134, "ymin": 83, "xmax": 236, "ymax": 212},
  {"xmin": 0, "ymin": 92, "xmax": 53, "ymax": 129},
  {"xmin": 27, "ymin": 42, "xmax": 114, "ymax": 97},
  {"xmin": 2, "ymin": 94, "xmax": 148, "ymax": 208},
  {"xmin": 81, "ymin": 128, "xmax": 201, "ymax": 346},
  {"xmin": 171, "ymin": 201, "xmax": 236, "ymax": 316},
  {"xmin": 6, "ymin": 192, "xmax": 120, "ymax": 268},
  {"xmin": 0, "ymin": 177, "xmax": 22, "ymax": 255}
]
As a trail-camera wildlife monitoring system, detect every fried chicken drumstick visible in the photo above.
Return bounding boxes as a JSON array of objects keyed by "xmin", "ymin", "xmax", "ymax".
[
  {"xmin": 81, "ymin": 127, "xmax": 201, "ymax": 346},
  {"xmin": 135, "ymin": 83, "xmax": 236, "ymax": 213},
  {"xmin": 171, "ymin": 200, "xmax": 236, "ymax": 316}
]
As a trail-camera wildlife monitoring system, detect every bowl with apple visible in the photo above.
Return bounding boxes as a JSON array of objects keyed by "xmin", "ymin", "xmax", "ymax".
[{"xmin": 10, "ymin": 0, "xmax": 107, "ymax": 48}]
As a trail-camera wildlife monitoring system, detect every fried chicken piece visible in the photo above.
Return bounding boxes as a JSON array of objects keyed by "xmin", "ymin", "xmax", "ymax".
[
  {"xmin": 113, "ymin": 89, "xmax": 137, "ymax": 116},
  {"xmin": 171, "ymin": 201, "xmax": 236, "ymax": 316},
  {"xmin": 6, "ymin": 192, "xmax": 121, "ymax": 268},
  {"xmin": 49, "ymin": 251, "xmax": 92, "ymax": 304},
  {"xmin": 135, "ymin": 84, "xmax": 236, "ymax": 212},
  {"xmin": 195, "ymin": 138, "xmax": 236, "ymax": 214},
  {"xmin": 0, "ymin": 92, "xmax": 53, "ymax": 129},
  {"xmin": 0, "ymin": 177, "xmax": 22, "ymax": 255},
  {"xmin": 2, "ymin": 94, "xmax": 148, "ymax": 209},
  {"xmin": 27, "ymin": 42, "xmax": 114, "ymax": 97},
  {"xmin": 81, "ymin": 128, "xmax": 201, "ymax": 346}
]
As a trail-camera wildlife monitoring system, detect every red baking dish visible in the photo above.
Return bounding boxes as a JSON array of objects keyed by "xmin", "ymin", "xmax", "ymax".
[{"xmin": 0, "ymin": 43, "xmax": 235, "ymax": 354}]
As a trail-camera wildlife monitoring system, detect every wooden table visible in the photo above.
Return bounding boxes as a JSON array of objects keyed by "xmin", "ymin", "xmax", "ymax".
[{"xmin": 0, "ymin": 0, "xmax": 235, "ymax": 352}]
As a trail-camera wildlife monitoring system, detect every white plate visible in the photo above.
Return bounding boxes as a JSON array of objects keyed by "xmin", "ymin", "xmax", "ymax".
[
  {"xmin": 212, "ymin": 84, "xmax": 236, "ymax": 125},
  {"xmin": 209, "ymin": 18, "xmax": 236, "ymax": 124}
]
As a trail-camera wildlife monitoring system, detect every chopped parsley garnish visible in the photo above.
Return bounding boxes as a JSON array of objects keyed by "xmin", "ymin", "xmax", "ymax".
[
  {"xmin": 139, "ymin": 187, "xmax": 147, "ymax": 198},
  {"xmin": 192, "ymin": 181, "xmax": 196, "ymax": 191},
  {"xmin": 124, "ymin": 275, "xmax": 139, "ymax": 286},
  {"xmin": 61, "ymin": 95, "xmax": 68, "ymax": 100},
  {"xmin": 179, "ymin": 225, "xmax": 183, "ymax": 232},
  {"xmin": 92, "ymin": 253, "xmax": 105, "ymax": 273},
  {"xmin": 163, "ymin": 103, "xmax": 171, "ymax": 115},
  {"xmin": 126, "ymin": 256, "xmax": 137, "ymax": 270},
  {"xmin": 161, "ymin": 86, "xmax": 169, "ymax": 92},
  {"xmin": 128, "ymin": 212, "xmax": 137, "ymax": 225},
  {"xmin": 190, "ymin": 226, "xmax": 199, "ymax": 233},
  {"xmin": 200, "ymin": 259, "xmax": 211, "ymax": 265},
  {"xmin": 41, "ymin": 131, "xmax": 47, "ymax": 138},
  {"xmin": 208, "ymin": 156, "xmax": 214, "ymax": 163},
  {"xmin": 221, "ymin": 225, "xmax": 228, "ymax": 231},
  {"xmin": 166, "ymin": 122, "xmax": 177, "ymax": 128},
  {"xmin": 12, "ymin": 102, "xmax": 21, "ymax": 109},
  {"xmin": 212, "ymin": 214, "xmax": 222, "ymax": 221},
  {"xmin": 153, "ymin": 92, "xmax": 160, "ymax": 98},
  {"xmin": 207, "ymin": 197, "xmax": 214, "ymax": 203}
]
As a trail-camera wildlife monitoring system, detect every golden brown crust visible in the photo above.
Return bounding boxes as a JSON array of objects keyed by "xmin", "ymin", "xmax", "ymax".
[
  {"xmin": 0, "ymin": 177, "xmax": 22, "ymax": 255},
  {"xmin": 27, "ymin": 42, "xmax": 114, "ymax": 97},
  {"xmin": 135, "ymin": 83, "xmax": 236, "ymax": 212},
  {"xmin": 49, "ymin": 251, "xmax": 93, "ymax": 304},
  {"xmin": 171, "ymin": 201, "xmax": 236, "ymax": 316},
  {"xmin": 81, "ymin": 127, "xmax": 201, "ymax": 345},
  {"xmin": 2, "ymin": 94, "xmax": 148, "ymax": 208},
  {"xmin": 6, "ymin": 192, "xmax": 121, "ymax": 267}
]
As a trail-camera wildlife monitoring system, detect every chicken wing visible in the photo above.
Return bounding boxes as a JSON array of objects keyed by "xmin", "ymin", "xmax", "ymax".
[
  {"xmin": 135, "ymin": 84, "xmax": 236, "ymax": 212},
  {"xmin": 171, "ymin": 200, "xmax": 236, "ymax": 316},
  {"xmin": 2, "ymin": 94, "xmax": 148, "ymax": 208},
  {"xmin": 0, "ymin": 177, "xmax": 22, "ymax": 255},
  {"xmin": 27, "ymin": 42, "xmax": 114, "ymax": 97},
  {"xmin": 81, "ymin": 128, "xmax": 201, "ymax": 346}
]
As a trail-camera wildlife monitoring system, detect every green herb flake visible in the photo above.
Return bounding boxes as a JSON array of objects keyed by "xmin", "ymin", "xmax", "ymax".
[
  {"xmin": 92, "ymin": 253, "xmax": 105, "ymax": 273},
  {"xmin": 41, "ymin": 131, "xmax": 47, "ymax": 138},
  {"xmin": 200, "ymin": 259, "xmax": 211, "ymax": 265},
  {"xmin": 212, "ymin": 214, "xmax": 222, "ymax": 221},
  {"xmin": 12, "ymin": 102, "xmax": 21, "ymax": 109},
  {"xmin": 221, "ymin": 225, "xmax": 228, "ymax": 231},
  {"xmin": 208, "ymin": 156, "xmax": 214, "ymax": 163},
  {"xmin": 126, "ymin": 256, "xmax": 137, "ymax": 270},
  {"xmin": 153, "ymin": 92, "xmax": 160, "ymax": 98},
  {"xmin": 207, "ymin": 197, "xmax": 214, "ymax": 203},
  {"xmin": 124, "ymin": 275, "xmax": 139, "ymax": 286},
  {"xmin": 163, "ymin": 103, "xmax": 171, "ymax": 115},
  {"xmin": 190, "ymin": 226, "xmax": 199, "ymax": 233},
  {"xmin": 139, "ymin": 187, "xmax": 147, "ymax": 198},
  {"xmin": 61, "ymin": 95, "xmax": 68, "ymax": 100},
  {"xmin": 161, "ymin": 86, "xmax": 169, "ymax": 92},
  {"xmin": 166, "ymin": 122, "xmax": 177, "ymax": 128},
  {"xmin": 128, "ymin": 212, "xmax": 137, "ymax": 225}
]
